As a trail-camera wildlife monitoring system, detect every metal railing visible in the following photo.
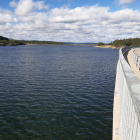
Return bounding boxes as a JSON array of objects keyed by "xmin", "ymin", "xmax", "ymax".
[
  {"xmin": 131, "ymin": 48, "xmax": 140, "ymax": 70},
  {"xmin": 116, "ymin": 49, "xmax": 140, "ymax": 140}
]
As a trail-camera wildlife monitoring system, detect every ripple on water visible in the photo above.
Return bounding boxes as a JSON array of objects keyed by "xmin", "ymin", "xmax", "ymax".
[{"xmin": 0, "ymin": 45, "xmax": 119, "ymax": 140}]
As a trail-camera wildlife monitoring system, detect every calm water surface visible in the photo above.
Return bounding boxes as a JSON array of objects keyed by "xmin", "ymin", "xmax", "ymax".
[{"xmin": 0, "ymin": 45, "xmax": 119, "ymax": 140}]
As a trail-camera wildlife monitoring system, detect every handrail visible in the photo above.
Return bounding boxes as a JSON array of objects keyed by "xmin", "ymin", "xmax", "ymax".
[
  {"xmin": 131, "ymin": 48, "xmax": 140, "ymax": 70},
  {"xmin": 116, "ymin": 48, "xmax": 140, "ymax": 140}
]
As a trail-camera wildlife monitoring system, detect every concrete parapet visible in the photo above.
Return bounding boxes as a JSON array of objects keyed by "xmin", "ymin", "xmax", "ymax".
[{"xmin": 113, "ymin": 48, "xmax": 140, "ymax": 140}]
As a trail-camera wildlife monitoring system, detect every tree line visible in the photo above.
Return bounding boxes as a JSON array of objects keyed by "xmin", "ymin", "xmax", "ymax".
[
  {"xmin": 0, "ymin": 36, "xmax": 9, "ymax": 41},
  {"xmin": 23, "ymin": 40, "xmax": 66, "ymax": 45},
  {"xmin": 0, "ymin": 35, "xmax": 67, "ymax": 46},
  {"xmin": 98, "ymin": 38, "xmax": 140, "ymax": 47}
]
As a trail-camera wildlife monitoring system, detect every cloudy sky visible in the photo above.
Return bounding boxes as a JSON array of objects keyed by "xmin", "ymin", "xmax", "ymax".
[{"xmin": 0, "ymin": 0, "xmax": 140, "ymax": 43}]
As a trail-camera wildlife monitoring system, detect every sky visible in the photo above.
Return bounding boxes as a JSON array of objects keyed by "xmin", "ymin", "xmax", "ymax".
[{"xmin": 0, "ymin": 0, "xmax": 140, "ymax": 43}]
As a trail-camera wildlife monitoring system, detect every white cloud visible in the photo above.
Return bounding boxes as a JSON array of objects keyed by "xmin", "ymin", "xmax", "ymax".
[
  {"xmin": 34, "ymin": 1, "xmax": 49, "ymax": 10},
  {"xmin": 49, "ymin": 5, "xmax": 109, "ymax": 23},
  {"xmin": 15, "ymin": 0, "xmax": 34, "ymax": 16},
  {"xmin": 0, "ymin": 9, "xmax": 18, "ymax": 23},
  {"xmin": 14, "ymin": 0, "xmax": 49, "ymax": 16},
  {"xmin": 9, "ymin": 0, "xmax": 17, "ymax": 7},
  {"xmin": 2, "ymin": 2, "xmax": 140, "ymax": 43},
  {"xmin": 116, "ymin": 0, "xmax": 136, "ymax": 5}
]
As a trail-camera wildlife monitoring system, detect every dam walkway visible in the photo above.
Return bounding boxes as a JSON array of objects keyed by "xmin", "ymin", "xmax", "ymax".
[
  {"xmin": 134, "ymin": 49, "xmax": 140, "ymax": 56},
  {"xmin": 127, "ymin": 48, "xmax": 140, "ymax": 80},
  {"xmin": 113, "ymin": 47, "xmax": 140, "ymax": 140}
]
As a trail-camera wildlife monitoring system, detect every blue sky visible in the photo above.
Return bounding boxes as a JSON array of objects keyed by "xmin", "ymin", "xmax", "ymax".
[
  {"xmin": 2, "ymin": 0, "xmax": 139, "ymax": 12},
  {"xmin": 0, "ymin": 0, "xmax": 140, "ymax": 42}
]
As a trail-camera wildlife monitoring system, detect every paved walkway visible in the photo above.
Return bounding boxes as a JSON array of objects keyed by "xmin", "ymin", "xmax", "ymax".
[
  {"xmin": 134, "ymin": 48, "xmax": 140, "ymax": 56},
  {"xmin": 127, "ymin": 50, "xmax": 140, "ymax": 80}
]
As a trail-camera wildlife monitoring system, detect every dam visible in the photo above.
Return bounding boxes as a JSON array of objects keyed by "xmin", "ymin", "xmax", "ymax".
[{"xmin": 113, "ymin": 47, "xmax": 140, "ymax": 140}]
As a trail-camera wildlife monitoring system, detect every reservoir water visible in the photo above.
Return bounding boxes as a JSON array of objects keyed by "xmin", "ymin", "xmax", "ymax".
[{"xmin": 0, "ymin": 45, "xmax": 119, "ymax": 140}]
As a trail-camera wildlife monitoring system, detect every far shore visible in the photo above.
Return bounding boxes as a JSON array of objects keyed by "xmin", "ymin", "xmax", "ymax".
[
  {"xmin": 0, "ymin": 43, "xmax": 69, "ymax": 46},
  {"xmin": 25, "ymin": 43, "xmax": 68, "ymax": 45}
]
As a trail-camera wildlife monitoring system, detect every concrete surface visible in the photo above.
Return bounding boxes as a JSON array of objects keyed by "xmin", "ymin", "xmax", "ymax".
[
  {"xmin": 127, "ymin": 50, "xmax": 140, "ymax": 80},
  {"xmin": 112, "ymin": 63, "xmax": 121, "ymax": 140},
  {"xmin": 113, "ymin": 49, "xmax": 140, "ymax": 140},
  {"xmin": 134, "ymin": 49, "xmax": 140, "ymax": 56}
]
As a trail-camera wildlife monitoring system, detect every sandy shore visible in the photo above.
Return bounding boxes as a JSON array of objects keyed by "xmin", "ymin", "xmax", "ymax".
[{"xmin": 94, "ymin": 45, "xmax": 120, "ymax": 49}]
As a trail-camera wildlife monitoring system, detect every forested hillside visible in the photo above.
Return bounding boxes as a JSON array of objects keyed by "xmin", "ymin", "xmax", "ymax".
[
  {"xmin": 108, "ymin": 38, "xmax": 140, "ymax": 47},
  {"xmin": 97, "ymin": 38, "xmax": 140, "ymax": 48},
  {"xmin": 0, "ymin": 36, "xmax": 9, "ymax": 41}
]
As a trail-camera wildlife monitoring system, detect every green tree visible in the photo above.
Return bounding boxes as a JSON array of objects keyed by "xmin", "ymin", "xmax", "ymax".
[{"xmin": 97, "ymin": 42, "xmax": 104, "ymax": 46}]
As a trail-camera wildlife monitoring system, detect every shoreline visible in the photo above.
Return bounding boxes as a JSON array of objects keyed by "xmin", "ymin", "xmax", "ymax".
[
  {"xmin": 25, "ymin": 43, "xmax": 67, "ymax": 45},
  {"xmin": 0, "ymin": 44, "xmax": 122, "ymax": 48},
  {"xmin": 94, "ymin": 45, "xmax": 120, "ymax": 49}
]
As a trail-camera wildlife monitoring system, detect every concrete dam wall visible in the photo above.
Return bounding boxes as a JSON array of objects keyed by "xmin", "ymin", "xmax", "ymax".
[{"xmin": 113, "ymin": 48, "xmax": 140, "ymax": 140}]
